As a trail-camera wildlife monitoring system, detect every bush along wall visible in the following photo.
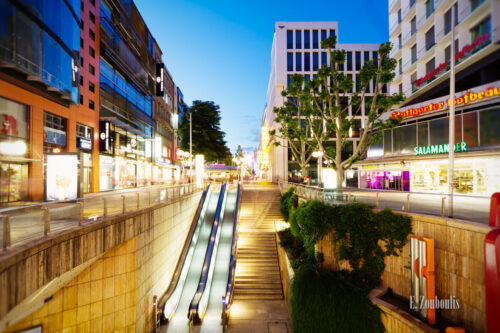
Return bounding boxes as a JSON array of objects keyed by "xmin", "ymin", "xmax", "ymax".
[
  {"xmin": 279, "ymin": 186, "xmax": 298, "ymax": 221},
  {"xmin": 278, "ymin": 189, "xmax": 412, "ymax": 333}
]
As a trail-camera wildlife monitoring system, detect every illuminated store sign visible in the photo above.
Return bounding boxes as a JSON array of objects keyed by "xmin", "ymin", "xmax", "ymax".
[
  {"xmin": 416, "ymin": 33, "xmax": 489, "ymax": 87},
  {"xmin": 414, "ymin": 142, "xmax": 467, "ymax": 155},
  {"xmin": 77, "ymin": 137, "xmax": 92, "ymax": 150},
  {"xmin": 156, "ymin": 63, "xmax": 165, "ymax": 97},
  {"xmin": 391, "ymin": 86, "xmax": 500, "ymax": 119}
]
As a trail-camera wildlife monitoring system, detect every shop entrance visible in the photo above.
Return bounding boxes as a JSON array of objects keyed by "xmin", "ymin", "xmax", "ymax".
[
  {"xmin": 361, "ymin": 170, "xmax": 410, "ymax": 191},
  {"xmin": 0, "ymin": 162, "xmax": 28, "ymax": 203}
]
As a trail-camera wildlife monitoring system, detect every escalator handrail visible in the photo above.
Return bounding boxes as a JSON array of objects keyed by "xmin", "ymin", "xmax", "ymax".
[
  {"xmin": 188, "ymin": 182, "xmax": 227, "ymax": 323},
  {"xmin": 157, "ymin": 183, "xmax": 211, "ymax": 319},
  {"xmin": 224, "ymin": 182, "xmax": 241, "ymax": 309}
]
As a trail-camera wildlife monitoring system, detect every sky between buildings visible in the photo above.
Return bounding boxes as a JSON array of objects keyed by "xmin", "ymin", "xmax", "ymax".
[{"xmin": 134, "ymin": 0, "xmax": 389, "ymax": 153}]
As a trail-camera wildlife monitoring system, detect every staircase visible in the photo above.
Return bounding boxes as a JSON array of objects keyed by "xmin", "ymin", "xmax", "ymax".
[{"xmin": 233, "ymin": 188, "xmax": 284, "ymax": 300}]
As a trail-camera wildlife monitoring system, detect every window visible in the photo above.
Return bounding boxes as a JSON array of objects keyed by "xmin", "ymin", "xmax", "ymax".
[
  {"xmin": 411, "ymin": 72, "xmax": 417, "ymax": 92},
  {"xmin": 338, "ymin": 56, "xmax": 344, "ymax": 71},
  {"xmin": 81, "ymin": 0, "xmax": 84, "ymax": 11},
  {"xmin": 410, "ymin": 0, "xmax": 416, "ymax": 7},
  {"xmin": 313, "ymin": 30, "xmax": 318, "ymax": 49},
  {"xmin": 44, "ymin": 112, "xmax": 67, "ymax": 132},
  {"xmin": 89, "ymin": 99, "xmax": 95, "ymax": 109},
  {"xmin": 347, "ymin": 52, "xmax": 352, "ymax": 71},
  {"xmin": 80, "ymin": 38, "xmax": 83, "ymax": 48},
  {"xmin": 287, "ymin": 30, "xmax": 293, "ymax": 49},
  {"xmin": 304, "ymin": 53, "xmax": 310, "ymax": 71},
  {"xmin": 89, "ymin": 11, "xmax": 95, "ymax": 23},
  {"xmin": 425, "ymin": 26, "xmax": 435, "ymax": 50},
  {"xmin": 313, "ymin": 53, "xmax": 318, "ymax": 71},
  {"xmin": 399, "ymin": 83, "xmax": 403, "ymax": 95},
  {"xmin": 444, "ymin": 3, "xmax": 458, "ymax": 35},
  {"xmin": 397, "ymin": 9, "xmax": 402, "ymax": 24},
  {"xmin": 372, "ymin": 51, "xmax": 378, "ymax": 66},
  {"xmin": 426, "ymin": 0, "xmax": 434, "ymax": 18},
  {"xmin": 470, "ymin": 16, "xmax": 491, "ymax": 41},
  {"xmin": 79, "ymin": 94, "xmax": 83, "ymax": 104},
  {"xmin": 321, "ymin": 30, "xmax": 327, "ymax": 47},
  {"xmin": 398, "ymin": 58, "xmax": 402, "ymax": 75},
  {"xmin": 470, "ymin": 0, "xmax": 485, "ymax": 12},
  {"xmin": 398, "ymin": 34, "xmax": 402, "ymax": 49},
  {"xmin": 89, "ymin": 64, "xmax": 95, "ymax": 75},
  {"xmin": 444, "ymin": 39, "xmax": 459, "ymax": 60},
  {"xmin": 89, "ymin": 46, "xmax": 95, "ymax": 58},
  {"xmin": 355, "ymin": 52, "xmax": 361, "ymax": 71},
  {"xmin": 355, "ymin": 74, "xmax": 361, "ymax": 92},
  {"xmin": 90, "ymin": 0, "xmax": 95, "ymax": 6},
  {"xmin": 287, "ymin": 53, "xmax": 293, "ymax": 71},
  {"xmin": 89, "ymin": 29, "xmax": 95, "ymax": 41},
  {"xmin": 287, "ymin": 75, "xmax": 292, "ymax": 86},
  {"xmin": 330, "ymin": 29, "xmax": 336, "ymax": 40},
  {"xmin": 296, "ymin": 53, "xmax": 302, "ymax": 71},
  {"xmin": 364, "ymin": 51, "xmax": 370, "ymax": 63},
  {"xmin": 89, "ymin": 81, "xmax": 95, "ymax": 93},
  {"xmin": 321, "ymin": 52, "xmax": 327, "ymax": 66},
  {"xmin": 411, "ymin": 16, "xmax": 416, "ymax": 36},
  {"xmin": 304, "ymin": 30, "xmax": 310, "ymax": 48},
  {"xmin": 295, "ymin": 30, "xmax": 301, "ymax": 49},
  {"xmin": 411, "ymin": 44, "xmax": 417, "ymax": 63},
  {"xmin": 77, "ymin": 123, "xmax": 92, "ymax": 139},
  {"xmin": 480, "ymin": 108, "xmax": 500, "ymax": 146},
  {"xmin": 80, "ymin": 75, "xmax": 83, "ymax": 86},
  {"xmin": 426, "ymin": 58, "xmax": 435, "ymax": 73}
]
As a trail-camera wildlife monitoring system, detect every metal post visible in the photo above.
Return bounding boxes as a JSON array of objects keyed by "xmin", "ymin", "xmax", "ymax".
[
  {"xmin": 43, "ymin": 208, "xmax": 50, "ymax": 236},
  {"xmin": 148, "ymin": 191, "xmax": 152, "ymax": 206},
  {"xmin": 441, "ymin": 197, "xmax": 447, "ymax": 217},
  {"xmin": 153, "ymin": 295, "xmax": 158, "ymax": 333},
  {"xmin": 189, "ymin": 111, "xmax": 193, "ymax": 183},
  {"xmin": 318, "ymin": 155, "xmax": 323, "ymax": 187},
  {"xmin": 407, "ymin": 194, "xmax": 410, "ymax": 212},
  {"xmin": 2, "ymin": 215, "xmax": 11, "ymax": 250},
  {"xmin": 103, "ymin": 198, "xmax": 108, "ymax": 218},
  {"xmin": 376, "ymin": 192, "xmax": 379, "ymax": 209},
  {"xmin": 78, "ymin": 202, "xmax": 83, "ymax": 226},
  {"xmin": 122, "ymin": 195, "xmax": 126, "ymax": 214},
  {"xmin": 448, "ymin": 5, "xmax": 456, "ymax": 218},
  {"xmin": 137, "ymin": 193, "xmax": 140, "ymax": 209}
]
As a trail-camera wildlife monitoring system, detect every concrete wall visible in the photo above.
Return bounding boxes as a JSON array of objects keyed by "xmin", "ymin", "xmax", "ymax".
[
  {"xmin": 0, "ymin": 191, "xmax": 202, "ymax": 332},
  {"xmin": 317, "ymin": 213, "xmax": 491, "ymax": 333}
]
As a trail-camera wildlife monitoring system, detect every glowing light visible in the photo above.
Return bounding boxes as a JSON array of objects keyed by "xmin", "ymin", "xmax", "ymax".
[{"xmin": 0, "ymin": 140, "xmax": 27, "ymax": 155}]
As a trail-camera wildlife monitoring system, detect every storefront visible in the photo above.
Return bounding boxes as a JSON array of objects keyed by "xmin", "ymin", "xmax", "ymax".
[
  {"xmin": 359, "ymin": 82, "xmax": 500, "ymax": 196},
  {"xmin": 76, "ymin": 123, "xmax": 94, "ymax": 193},
  {"xmin": 0, "ymin": 97, "xmax": 30, "ymax": 203}
]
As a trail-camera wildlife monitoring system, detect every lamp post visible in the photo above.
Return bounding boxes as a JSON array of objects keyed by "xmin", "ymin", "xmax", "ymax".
[
  {"xmin": 448, "ymin": 5, "xmax": 456, "ymax": 217},
  {"xmin": 189, "ymin": 111, "xmax": 193, "ymax": 183}
]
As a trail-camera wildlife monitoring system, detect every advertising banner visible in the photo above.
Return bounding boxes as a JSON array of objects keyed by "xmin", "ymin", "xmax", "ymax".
[{"xmin": 46, "ymin": 153, "xmax": 79, "ymax": 201}]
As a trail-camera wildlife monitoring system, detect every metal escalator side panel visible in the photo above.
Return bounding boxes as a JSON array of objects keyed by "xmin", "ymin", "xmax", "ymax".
[
  {"xmin": 159, "ymin": 183, "xmax": 211, "ymax": 322},
  {"xmin": 225, "ymin": 182, "xmax": 241, "ymax": 309},
  {"xmin": 188, "ymin": 182, "xmax": 227, "ymax": 324}
]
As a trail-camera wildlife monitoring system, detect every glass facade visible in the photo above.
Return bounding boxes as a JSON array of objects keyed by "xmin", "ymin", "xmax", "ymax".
[{"xmin": 0, "ymin": 0, "xmax": 80, "ymax": 103}]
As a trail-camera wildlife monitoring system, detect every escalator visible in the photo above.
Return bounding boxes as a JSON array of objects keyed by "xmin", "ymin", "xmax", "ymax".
[{"xmin": 158, "ymin": 183, "xmax": 240, "ymax": 332}]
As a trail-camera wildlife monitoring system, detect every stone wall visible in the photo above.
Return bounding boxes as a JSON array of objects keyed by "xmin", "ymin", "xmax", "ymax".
[
  {"xmin": 317, "ymin": 213, "xmax": 491, "ymax": 333},
  {"xmin": 1, "ymin": 191, "xmax": 202, "ymax": 332}
]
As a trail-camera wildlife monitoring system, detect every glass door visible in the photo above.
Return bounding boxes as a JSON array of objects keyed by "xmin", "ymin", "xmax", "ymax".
[{"xmin": 0, "ymin": 162, "xmax": 28, "ymax": 203}]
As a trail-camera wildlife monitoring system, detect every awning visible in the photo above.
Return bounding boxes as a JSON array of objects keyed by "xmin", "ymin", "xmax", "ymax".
[{"xmin": 0, "ymin": 155, "xmax": 42, "ymax": 163}]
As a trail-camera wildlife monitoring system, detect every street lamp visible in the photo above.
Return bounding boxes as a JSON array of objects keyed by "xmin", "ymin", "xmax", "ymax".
[{"xmin": 311, "ymin": 151, "xmax": 323, "ymax": 187}]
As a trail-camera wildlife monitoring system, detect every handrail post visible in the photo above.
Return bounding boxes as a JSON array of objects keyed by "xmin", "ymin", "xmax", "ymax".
[
  {"xmin": 78, "ymin": 202, "xmax": 83, "ymax": 226},
  {"xmin": 103, "ymin": 198, "xmax": 108, "ymax": 218},
  {"xmin": 137, "ymin": 192, "xmax": 140, "ymax": 209},
  {"xmin": 2, "ymin": 215, "xmax": 11, "ymax": 249},
  {"xmin": 376, "ymin": 192, "xmax": 379, "ymax": 209},
  {"xmin": 441, "ymin": 197, "xmax": 446, "ymax": 217},
  {"xmin": 148, "ymin": 191, "xmax": 152, "ymax": 206},
  {"xmin": 43, "ymin": 208, "xmax": 50, "ymax": 236},
  {"xmin": 122, "ymin": 195, "xmax": 126, "ymax": 214},
  {"xmin": 407, "ymin": 194, "xmax": 410, "ymax": 212}
]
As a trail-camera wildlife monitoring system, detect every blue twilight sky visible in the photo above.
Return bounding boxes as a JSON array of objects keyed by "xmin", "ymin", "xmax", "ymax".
[{"xmin": 134, "ymin": 0, "xmax": 389, "ymax": 153}]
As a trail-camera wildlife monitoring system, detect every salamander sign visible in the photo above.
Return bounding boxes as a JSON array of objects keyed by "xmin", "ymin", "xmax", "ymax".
[{"xmin": 414, "ymin": 142, "xmax": 467, "ymax": 155}]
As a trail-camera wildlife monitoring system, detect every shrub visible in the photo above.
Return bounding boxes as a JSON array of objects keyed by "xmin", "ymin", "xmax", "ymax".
[{"xmin": 279, "ymin": 186, "xmax": 297, "ymax": 221}]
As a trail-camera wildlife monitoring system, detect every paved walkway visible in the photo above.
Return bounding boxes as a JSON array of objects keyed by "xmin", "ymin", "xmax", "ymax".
[{"xmin": 228, "ymin": 184, "xmax": 290, "ymax": 333}]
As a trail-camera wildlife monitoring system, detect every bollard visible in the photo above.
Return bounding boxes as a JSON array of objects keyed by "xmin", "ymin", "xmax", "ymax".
[
  {"xmin": 44, "ymin": 208, "xmax": 50, "ymax": 236},
  {"xmin": 122, "ymin": 195, "xmax": 126, "ymax": 214},
  {"xmin": 441, "ymin": 197, "xmax": 446, "ymax": 217},
  {"xmin": 2, "ymin": 215, "xmax": 11, "ymax": 249},
  {"xmin": 78, "ymin": 202, "xmax": 83, "ymax": 226},
  {"xmin": 407, "ymin": 194, "xmax": 410, "ymax": 212},
  {"xmin": 103, "ymin": 198, "xmax": 108, "ymax": 218},
  {"xmin": 376, "ymin": 192, "xmax": 379, "ymax": 209},
  {"xmin": 137, "ymin": 193, "xmax": 140, "ymax": 209}
]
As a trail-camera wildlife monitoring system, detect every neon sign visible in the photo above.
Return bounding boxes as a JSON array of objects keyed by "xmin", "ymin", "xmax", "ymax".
[
  {"xmin": 391, "ymin": 86, "xmax": 500, "ymax": 119},
  {"xmin": 416, "ymin": 33, "xmax": 490, "ymax": 87},
  {"xmin": 414, "ymin": 142, "xmax": 467, "ymax": 155}
]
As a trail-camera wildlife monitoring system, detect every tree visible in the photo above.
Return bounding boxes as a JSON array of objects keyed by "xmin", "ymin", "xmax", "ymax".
[
  {"xmin": 179, "ymin": 100, "xmax": 231, "ymax": 163},
  {"xmin": 274, "ymin": 37, "xmax": 404, "ymax": 191}
]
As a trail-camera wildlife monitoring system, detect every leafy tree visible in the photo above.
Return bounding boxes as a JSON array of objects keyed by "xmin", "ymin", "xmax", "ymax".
[
  {"xmin": 274, "ymin": 37, "xmax": 404, "ymax": 191},
  {"xmin": 179, "ymin": 101, "xmax": 231, "ymax": 163}
]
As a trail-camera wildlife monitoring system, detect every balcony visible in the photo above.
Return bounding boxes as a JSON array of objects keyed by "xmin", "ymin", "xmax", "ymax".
[{"xmin": 389, "ymin": 0, "xmax": 399, "ymax": 13}]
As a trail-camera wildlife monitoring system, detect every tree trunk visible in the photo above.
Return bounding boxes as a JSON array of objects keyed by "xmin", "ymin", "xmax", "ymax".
[{"xmin": 336, "ymin": 165, "xmax": 344, "ymax": 193}]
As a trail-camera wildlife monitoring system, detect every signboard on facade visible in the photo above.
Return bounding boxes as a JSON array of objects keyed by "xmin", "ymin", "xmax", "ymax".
[
  {"xmin": 44, "ymin": 127, "xmax": 66, "ymax": 146},
  {"xmin": 414, "ymin": 142, "xmax": 467, "ymax": 155},
  {"xmin": 46, "ymin": 154, "xmax": 79, "ymax": 201},
  {"xmin": 77, "ymin": 137, "xmax": 92, "ymax": 150}
]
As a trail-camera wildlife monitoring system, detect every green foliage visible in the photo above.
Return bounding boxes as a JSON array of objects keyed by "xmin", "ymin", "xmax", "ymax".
[
  {"xmin": 291, "ymin": 263, "xmax": 384, "ymax": 333},
  {"xmin": 179, "ymin": 101, "xmax": 231, "ymax": 163},
  {"xmin": 279, "ymin": 187, "xmax": 297, "ymax": 221},
  {"xmin": 278, "ymin": 228, "xmax": 309, "ymax": 268}
]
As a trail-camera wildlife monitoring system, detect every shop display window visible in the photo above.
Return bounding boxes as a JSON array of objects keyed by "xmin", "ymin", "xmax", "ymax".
[
  {"xmin": 417, "ymin": 122, "xmax": 429, "ymax": 147},
  {"xmin": 479, "ymin": 108, "xmax": 500, "ymax": 147},
  {"xmin": 383, "ymin": 130, "xmax": 392, "ymax": 156},
  {"xmin": 393, "ymin": 124, "xmax": 416, "ymax": 155},
  {"xmin": 462, "ymin": 112, "xmax": 478, "ymax": 148}
]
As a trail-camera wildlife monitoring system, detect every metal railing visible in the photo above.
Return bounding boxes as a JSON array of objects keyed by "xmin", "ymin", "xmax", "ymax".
[
  {"xmin": 278, "ymin": 182, "xmax": 490, "ymax": 223},
  {"xmin": 0, "ymin": 183, "xmax": 204, "ymax": 251}
]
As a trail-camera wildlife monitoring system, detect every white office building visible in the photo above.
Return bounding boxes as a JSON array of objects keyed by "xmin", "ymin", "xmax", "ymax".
[{"xmin": 261, "ymin": 22, "xmax": 382, "ymax": 184}]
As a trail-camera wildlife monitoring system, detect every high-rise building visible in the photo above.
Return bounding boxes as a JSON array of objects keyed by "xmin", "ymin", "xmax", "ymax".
[
  {"xmin": 261, "ymin": 22, "xmax": 382, "ymax": 184},
  {"xmin": 356, "ymin": 0, "xmax": 500, "ymax": 197},
  {"xmin": 0, "ymin": 0, "xmax": 100, "ymax": 202}
]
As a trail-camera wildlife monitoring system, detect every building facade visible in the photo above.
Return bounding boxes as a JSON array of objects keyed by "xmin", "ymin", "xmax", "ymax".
[
  {"xmin": 355, "ymin": 0, "xmax": 500, "ymax": 196},
  {"xmin": 261, "ymin": 21, "xmax": 382, "ymax": 185},
  {"xmin": 0, "ymin": 0, "xmax": 100, "ymax": 203}
]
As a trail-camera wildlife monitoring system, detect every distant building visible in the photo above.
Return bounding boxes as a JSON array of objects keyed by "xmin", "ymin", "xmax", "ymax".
[{"xmin": 261, "ymin": 21, "xmax": 382, "ymax": 185}]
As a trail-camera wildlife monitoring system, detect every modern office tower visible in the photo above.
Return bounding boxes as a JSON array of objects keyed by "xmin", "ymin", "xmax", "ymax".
[
  {"xmin": 98, "ymin": 0, "xmax": 176, "ymax": 190},
  {"xmin": 261, "ymin": 22, "xmax": 382, "ymax": 184},
  {"xmin": 0, "ymin": 0, "xmax": 100, "ymax": 202},
  {"xmin": 357, "ymin": 0, "xmax": 500, "ymax": 196}
]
